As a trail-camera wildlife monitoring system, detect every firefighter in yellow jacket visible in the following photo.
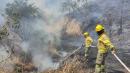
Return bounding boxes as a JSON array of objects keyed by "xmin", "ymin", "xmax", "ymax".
[
  {"xmin": 95, "ymin": 24, "xmax": 116, "ymax": 73},
  {"xmin": 83, "ymin": 32, "xmax": 93, "ymax": 58}
]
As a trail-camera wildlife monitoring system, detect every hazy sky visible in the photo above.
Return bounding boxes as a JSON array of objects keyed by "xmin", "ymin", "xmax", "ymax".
[{"xmin": 0, "ymin": 0, "xmax": 12, "ymax": 11}]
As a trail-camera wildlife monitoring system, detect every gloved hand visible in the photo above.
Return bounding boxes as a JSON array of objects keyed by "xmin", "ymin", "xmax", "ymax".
[
  {"xmin": 111, "ymin": 47, "xmax": 116, "ymax": 54},
  {"xmin": 82, "ymin": 44, "xmax": 85, "ymax": 47},
  {"xmin": 85, "ymin": 54, "xmax": 87, "ymax": 57},
  {"xmin": 112, "ymin": 50, "xmax": 116, "ymax": 54}
]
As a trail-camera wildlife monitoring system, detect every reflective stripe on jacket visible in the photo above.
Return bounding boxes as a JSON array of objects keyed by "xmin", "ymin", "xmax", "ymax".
[{"xmin": 97, "ymin": 33, "xmax": 114, "ymax": 53}]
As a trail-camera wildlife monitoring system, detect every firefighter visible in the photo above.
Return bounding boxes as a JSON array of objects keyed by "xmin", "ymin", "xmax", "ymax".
[
  {"xmin": 83, "ymin": 32, "xmax": 93, "ymax": 59},
  {"xmin": 95, "ymin": 24, "xmax": 116, "ymax": 73}
]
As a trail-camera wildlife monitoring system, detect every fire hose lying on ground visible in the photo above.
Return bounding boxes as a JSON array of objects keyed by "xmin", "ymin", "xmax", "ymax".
[{"xmin": 61, "ymin": 45, "xmax": 130, "ymax": 73}]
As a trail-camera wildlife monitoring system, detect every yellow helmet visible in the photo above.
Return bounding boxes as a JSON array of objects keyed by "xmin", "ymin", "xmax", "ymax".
[
  {"xmin": 95, "ymin": 24, "xmax": 104, "ymax": 32},
  {"xmin": 83, "ymin": 32, "xmax": 89, "ymax": 36}
]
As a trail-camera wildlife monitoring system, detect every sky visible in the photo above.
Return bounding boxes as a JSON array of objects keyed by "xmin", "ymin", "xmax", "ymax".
[
  {"xmin": 0, "ymin": 0, "xmax": 12, "ymax": 25},
  {"xmin": 0, "ymin": 0, "xmax": 11, "ymax": 9}
]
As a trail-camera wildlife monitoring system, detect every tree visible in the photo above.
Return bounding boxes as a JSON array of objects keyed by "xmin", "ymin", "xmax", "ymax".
[
  {"xmin": 5, "ymin": 0, "xmax": 40, "ymax": 28},
  {"xmin": 62, "ymin": 0, "xmax": 90, "ymax": 32},
  {"xmin": 62, "ymin": 0, "xmax": 88, "ymax": 15}
]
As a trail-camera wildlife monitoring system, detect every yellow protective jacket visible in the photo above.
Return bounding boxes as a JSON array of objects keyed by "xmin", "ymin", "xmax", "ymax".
[
  {"xmin": 85, "ymin": 36, "xmax": 93, "ymax": 47},
  {"xmin": 97, "ymin": 33, "xmax": 114, "ymax": 53}
]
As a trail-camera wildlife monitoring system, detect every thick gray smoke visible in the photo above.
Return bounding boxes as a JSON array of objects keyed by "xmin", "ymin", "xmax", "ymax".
[
  {"xmin": 17, "ymin": 0, "xmax": 65, "ymax": 72},
  {"xmin": 0, "ymin": 0, "xmax": 64, "ymax": 72},
  {"xmin": 19, "ymin": 18, "xmax": 62, "ymax": 71}
]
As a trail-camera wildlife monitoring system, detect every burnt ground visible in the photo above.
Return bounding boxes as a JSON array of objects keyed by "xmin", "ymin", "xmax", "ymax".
[
  {"xmin": 60, "ymin": 46, "xmax": 130, "ymax": 73},
  {"xmin": 42, "ymin": 45, "xmax": 130, "ymax": 73}
]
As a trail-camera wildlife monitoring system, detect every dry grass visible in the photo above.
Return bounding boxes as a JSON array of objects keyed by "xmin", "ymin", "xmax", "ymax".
[
  {"xmin": 43, "ymin": 55, "xmax": 88, "ymax": 73},
  {"xmin": 0, "ymin": 67, "xmax": 13, "ymax": 73}
]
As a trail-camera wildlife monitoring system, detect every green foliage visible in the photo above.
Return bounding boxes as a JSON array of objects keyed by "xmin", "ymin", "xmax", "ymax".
[{"xmin": 5, "ymin": 0, "xmax": 40, "ymax": 28}]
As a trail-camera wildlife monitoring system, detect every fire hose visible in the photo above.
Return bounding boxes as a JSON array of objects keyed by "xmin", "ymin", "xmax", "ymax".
[
  {"xmin": 112, "ymin": 53, "xmax": 130, "ymax": 73},
  {"xmin": 91, "ymin": 45, "xmax": 130, "ymax": 72},
  {"xmin": 92, "ymin": 45, "xmax": 130, "ymax": 73},
  {"xmin": 61, "ymin": 44, "xmax": 84, "ymax": 63},
  {"xmin": 62, "ymin": 45, "xmax": 130, "ymax": 73},
  {"xmin": 60, "ymin": 44, "xmax": 96, "ymax": 64}
]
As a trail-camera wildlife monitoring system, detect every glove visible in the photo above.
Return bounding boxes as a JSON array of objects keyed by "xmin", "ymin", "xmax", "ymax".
[
  {"xmin": 85, "ymin": 54, "xmax": 87, "ymax": 57},
  {"xmin": 111, "ymin": 50, "xmax": 116, "ymax": 54},
  {"xmin": 111, "ymin": 47, "xmax": 116, "ymax": 54},
  {"xmin": 82, "ymin": 44, "xmax": 85, "ymax": 47}
]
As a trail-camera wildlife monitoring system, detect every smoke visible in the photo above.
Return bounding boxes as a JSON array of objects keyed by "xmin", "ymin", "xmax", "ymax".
[
  {"xmin": 0, "ymin": 0, "xmax": 65, "ymax": 72},
  {"xmin": 0, "ymin": 0, "xmax": 82, "ymax": 72},
  {"xmin": 0, "ymin": 15, "xmax": 4, "ymax": 27},
  {"xmin": 30, "ymin": 0, "xmax": 64, "ymax": 17},
  {"xmin": 0, "ymin": 0, "xmax": 13, "ymax": 11},
  {"xmin": 17, "ymin": 11, "xmax": 83, "ymax": 72},
  {"xmin": 17, "ymin": 16, "xmax": 63, "ymax": 72}
]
